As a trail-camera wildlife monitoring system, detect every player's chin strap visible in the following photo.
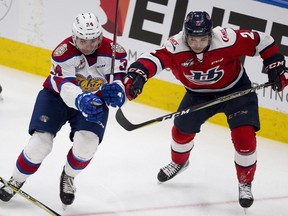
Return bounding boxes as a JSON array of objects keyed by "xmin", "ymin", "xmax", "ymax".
[{"xmin": 116, "ymin": 82, "xmax": 275, "ymax": 131}]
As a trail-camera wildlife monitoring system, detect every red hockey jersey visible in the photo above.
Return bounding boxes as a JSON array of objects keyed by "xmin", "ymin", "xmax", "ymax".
[{"xmin": 133, "ymin": 26, "xmax": 279, "ymax": 93}]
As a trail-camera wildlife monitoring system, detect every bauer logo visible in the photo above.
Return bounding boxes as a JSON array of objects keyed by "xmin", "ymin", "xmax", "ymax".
[{"xmin": 100, "ymin": 0, "xmax": 130, "ymax": 36}]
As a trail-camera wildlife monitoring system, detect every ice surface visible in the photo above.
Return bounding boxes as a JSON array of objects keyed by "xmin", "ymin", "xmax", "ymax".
[{"xmin": 0, "ymin": 65, "xmax": 287, "ymax": 216}]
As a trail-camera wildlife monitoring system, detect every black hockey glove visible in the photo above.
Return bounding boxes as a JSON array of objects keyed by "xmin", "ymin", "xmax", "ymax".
[
  {"xmin": 263, "ymin": 53, "xmax": 288, "ymax": 91},
  {"xmin": 124, "ymin": 68, "xmax": 148, "ymax": 100}
]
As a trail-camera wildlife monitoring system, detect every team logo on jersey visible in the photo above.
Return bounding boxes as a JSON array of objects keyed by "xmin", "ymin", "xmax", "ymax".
[
  {"xmin": 76, "ymin": 74, "xmax": 106, "ymax": 92},
  {"xmin": 110, "ymin": 42, "xmax": 126, "ymax": 53},
  {"xmin": 220, "ymin": 28, "xmax": 229, "ymax": 42},
  {"xmin": 185, "ymin": 66, "xmax": 224, "ymax": 85},
  {"xmin": 75, "ymin": 58, "xmax": 85, "ymax": 72},
  {"xmin": 181, "ymin": 58, "xmax": 194, "ymax": 67},
  {"xmin": 53, "ymin": 44, "xmax": 68, "ymax": 57}
]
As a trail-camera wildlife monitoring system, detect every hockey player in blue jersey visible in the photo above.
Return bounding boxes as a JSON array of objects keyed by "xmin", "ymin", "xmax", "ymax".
[{"xmin": 0, "ymin": 12, "xmax": 128, "ymax": 208}]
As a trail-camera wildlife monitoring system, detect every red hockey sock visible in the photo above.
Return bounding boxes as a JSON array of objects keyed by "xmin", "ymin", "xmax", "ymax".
[
  {"xmin": 232, "ymin": 125, "xmax": 257, "ymax": 183},
  {"xmin": 171, "ymin": 126, "xmax": 195, "ymax": 164}
]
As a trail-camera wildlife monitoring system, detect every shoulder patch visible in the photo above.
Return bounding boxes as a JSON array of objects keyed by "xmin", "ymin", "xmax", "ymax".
[
  {"xmin": 210, "ymin": 27, "xmax": 237, "ymax": 51},
  {"xmin": 111, "ymin": 42, "xmax": 126, "ymax": 53},
  {"xmin": 220, "ymin": 28, "xmax": 229, "ymax": 42},
  {"xmin": 164, "ymin": 32, "xmax": 190, "ymax": 53},
  {"xmin": 53, "ymin": 44, "xmax": 68, "ymax": 57},
  {"xmin": 168, "ymin": 37, "xmax": 179, "ymax": 50}
]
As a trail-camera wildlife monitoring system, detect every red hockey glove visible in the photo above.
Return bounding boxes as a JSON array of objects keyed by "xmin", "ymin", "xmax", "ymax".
[
  {"xmin": 264, "ymin": 53, "xmax": 288, "ymax": 91},
  {"xmin": 124, "ymin": 68, "xmax": 148, "ymax": 100}
]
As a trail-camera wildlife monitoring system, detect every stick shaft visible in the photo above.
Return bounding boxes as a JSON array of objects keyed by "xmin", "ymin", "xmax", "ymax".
[
  {"xmin": 110, "ymin": 0, "xmax": 120, "ymax": 83},
  {"xmin": 0, "ymin": 177, "xmax": 61, "ymax": 216},
  {"xmin": 116, "ymin": 82, "xmax": 273, "ymax": 131}
]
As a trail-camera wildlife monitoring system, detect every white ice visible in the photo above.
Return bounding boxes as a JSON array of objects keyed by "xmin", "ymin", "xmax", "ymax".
[{"xmin": 0, "ymin": 65, "xmax": 288, "ymax": 216}]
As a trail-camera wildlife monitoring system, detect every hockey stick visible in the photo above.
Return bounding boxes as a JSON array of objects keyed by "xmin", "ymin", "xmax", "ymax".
[
  {"xmin": 109, "ymin": 0, "xmax": 120, "ymax": 83},
  {"xmin": 116, "ymin": 82, "xmax": 274, "ymax": 131},
  {"xmin": 0, "ymin": 177, "xmax": 61, "ymax": 216}
]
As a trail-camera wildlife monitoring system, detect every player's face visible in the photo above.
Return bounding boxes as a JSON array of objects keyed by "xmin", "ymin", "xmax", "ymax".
[
  {"xmin": 186, "ymin": 35, "xmax": 210, "ymax": 54},
  {"xmin": 75, "ymin": 34, "xmax": 103, "ymax": 55}
]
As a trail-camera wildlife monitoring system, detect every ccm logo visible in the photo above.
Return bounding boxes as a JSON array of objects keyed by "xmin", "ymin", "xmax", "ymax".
[{"xmin": 266, "ymin": 60, "xmax": 285, "ymax": 70}]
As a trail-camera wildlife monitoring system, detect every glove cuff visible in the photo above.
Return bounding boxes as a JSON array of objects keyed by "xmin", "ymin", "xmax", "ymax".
[
  {"xmin": 127, "ymin": 61, "xmax": 150, "ymax": 82},
  {"xmin": 263, "ymin": 53, "xmax": 285, "ymax": 72},
  {"xmin": 128, "ymin": 68, "xmax": 148, "ymax": 82}
]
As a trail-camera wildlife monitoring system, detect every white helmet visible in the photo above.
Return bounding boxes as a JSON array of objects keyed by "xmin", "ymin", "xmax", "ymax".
[{"xmin": 72, "ymin": 13, "xmax": 102, "ymax": 40}]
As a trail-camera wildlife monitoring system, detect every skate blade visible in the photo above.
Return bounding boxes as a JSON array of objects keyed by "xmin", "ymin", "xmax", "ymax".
[
  {"xmin": 62, "ymin": 203, "xmax": 67, "ymax": 210},
  {"xmin": 243, "ymin": 208, "xmax": 248, "ymax": 214}
]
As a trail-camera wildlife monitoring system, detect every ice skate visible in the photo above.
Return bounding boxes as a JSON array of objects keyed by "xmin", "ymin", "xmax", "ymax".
[
  {"xmin": 0, "ymin": 177, "xmax": 24, "ymax": 202},
  {"xmin": 157, "ymin": 160, "xmax": 189, "ymax": 183},
  {"xmin": 239, "ymin": 182, "xmax": 254, "ymax": 212},
  {"xmin": 60, "ymin": 169, "xmax": 76, "ymax": 210}
]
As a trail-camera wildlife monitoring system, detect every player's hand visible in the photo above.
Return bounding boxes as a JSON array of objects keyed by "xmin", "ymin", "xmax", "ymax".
[
  {"xmin": 269, "ymin": 71, "xmax": 288, "ymax": 91},
  {"xmin": 101, "ymin": 80, "xmax": 126, "ymax": 108},
  {"xmin": 75, "ymin": 92, "xmax": 104, "ymax": 122},
  {"xmin": 264, "ymin": 53, "xmax": 288, "ymax": 91},
  {"xmin": 123, "ymin": 68, "xmax": 148, "ymax": 100}
]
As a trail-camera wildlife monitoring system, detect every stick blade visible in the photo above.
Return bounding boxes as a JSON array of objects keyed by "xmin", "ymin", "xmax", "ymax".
[
  {"xmin": 115, "ymin": 108, "xmax": 137, "ymax": 131},
  {"xmin": 115, "ymin": 108, "xmax": 158, "ymax": 131}
]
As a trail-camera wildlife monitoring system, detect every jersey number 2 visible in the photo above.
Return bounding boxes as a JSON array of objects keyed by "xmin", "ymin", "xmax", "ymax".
[{"xmin": 240, "ymin": 32, "xmax": 254, "ymax": 40}]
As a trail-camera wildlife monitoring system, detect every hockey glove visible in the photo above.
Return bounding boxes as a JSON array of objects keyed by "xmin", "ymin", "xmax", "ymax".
[
  {"xmin": 124, "ymin": 68, "xmax": 148, "ymax": 100},
  {"xmin": 263, "ymin": 53, "xmax": 288, "ymax": 91},
  {"xmin": 75, "ymin": 92, "xmax": 104, "ymax": 122},
  {"xmin": 101, "ymin": 80, "xmax": 126, "ymax": 108}
]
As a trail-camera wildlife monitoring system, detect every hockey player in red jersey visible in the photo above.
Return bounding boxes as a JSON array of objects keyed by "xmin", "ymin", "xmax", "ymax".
[
  {"xmin": 124, "ymin": 11, "xmax": 288, "ymax": 209},
  {"xmin": 0, "ymin": 12, "xmax": 128, "ymax": 208}
]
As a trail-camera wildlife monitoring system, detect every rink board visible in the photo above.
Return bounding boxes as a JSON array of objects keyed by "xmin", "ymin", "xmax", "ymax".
[{"xmin": 0, "ymin": 37, "xmax": 287, "ymax": 144}]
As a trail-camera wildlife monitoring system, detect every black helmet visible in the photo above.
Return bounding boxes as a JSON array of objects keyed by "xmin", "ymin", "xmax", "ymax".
[{"xmin": 184, "ymin": 11, "xmax": 213, "ymax": 37}]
